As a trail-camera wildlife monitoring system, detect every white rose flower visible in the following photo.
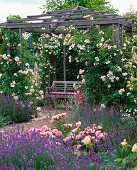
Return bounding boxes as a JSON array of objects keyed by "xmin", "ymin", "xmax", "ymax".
[
  {"xmin": 95, "ymin": 57, "xmax": 99, "ymax": 61},
  {"xmin": 101, "ymin": 104, "xmax": 106, "ymax": 108},
  {"xmin": 15, "ymin": 56, "xmax": 20, "ymax": 62}
]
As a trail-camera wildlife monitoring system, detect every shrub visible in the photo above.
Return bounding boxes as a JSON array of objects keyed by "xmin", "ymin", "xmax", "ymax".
[
  {"xmin": 72, "ymin": 105, "xmax": 137, "ymax": 151},
  {"xmin": 126, "ymin": 78, "xmax": 137, "ymax": 120},
  {"xmin": 0, "ymin": 93, "xmax": 36, "ymax": 123}
]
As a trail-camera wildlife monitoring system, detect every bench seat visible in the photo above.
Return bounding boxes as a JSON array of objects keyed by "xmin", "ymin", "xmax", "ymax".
[
  {"xmin": 45, "ymin": 81, "xmax": 83, "ymax": 99},
  {"xmin": 49, "ymin": 92, "xmax": 75, "ymax": 95}
]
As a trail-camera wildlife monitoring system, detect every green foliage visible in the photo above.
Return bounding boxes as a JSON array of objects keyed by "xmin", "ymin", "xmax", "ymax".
[
  {"xmin": 126, "ymin": 78, "xmax": 137, "ymax": 120},
  {"xmin": 0, "ymin": 15, "xmax": 44, "ymax": 105},
  {"xmin": 0, "ymin": 115, "xmax": 10, "ymax": 127},
  {"xmin": 115, "ymin": 142, "xmax": 137, "ymax": 169},
  {"xmin": 6, "ymin": 15, "xmax": 21, "ymax": 22},
  {"xmin": 42, "ymin": 0, "xmax": 118, "ymax": 14}
]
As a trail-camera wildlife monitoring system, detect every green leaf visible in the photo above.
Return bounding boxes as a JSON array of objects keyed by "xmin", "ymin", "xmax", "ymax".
[
  {"xmin": 77, "ymin": 151, "xmax": 81, "ymax": 157},
  {"xmin": 130, "ymin": 153, "xmax": 137, "ymax": 160},
  {"xmin": 116, "ymin": 158, "xmax": 123, "ymax": 162}
]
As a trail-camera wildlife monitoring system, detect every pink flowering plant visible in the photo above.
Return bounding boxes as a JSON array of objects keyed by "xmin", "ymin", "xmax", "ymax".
[
  {"xmin": 72, "ymin": 30, "xmax": 137, "ymax": 107},
  {"xmin": 67, "ymin": 87, "xmax": 96, "ymax": 113},
  {"xmin": 28, "ymin": 112, "xmax": 107, "ymax": 153},
  {"xmin": 63, "ymin": 123, "xmax": 107, "ymax": 152}
]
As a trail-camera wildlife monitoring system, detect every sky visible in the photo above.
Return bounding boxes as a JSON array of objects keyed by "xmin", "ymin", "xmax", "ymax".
[{"xmin": 0, "ymin": 0, "xmax": 137, "ymax": 23}]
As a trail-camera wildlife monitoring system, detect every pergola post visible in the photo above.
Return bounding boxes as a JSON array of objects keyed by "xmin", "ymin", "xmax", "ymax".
[
  {"xmin": 63, "ymin": 41, "xmax": 66, "ymax": 81},
  {"xmin": 7, "ymin": 43, "xmax": 11, "ymax": 55}
]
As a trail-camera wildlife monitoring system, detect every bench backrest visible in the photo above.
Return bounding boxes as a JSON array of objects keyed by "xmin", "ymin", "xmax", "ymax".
[{"xmin": 52, "ymin": 81, "xmax": 82, "ymax": 92}]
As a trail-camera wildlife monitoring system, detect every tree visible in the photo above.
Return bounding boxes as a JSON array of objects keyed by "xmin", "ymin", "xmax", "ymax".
[{"xmin": 42, "ymin": 0, "xmax": 118, "ymax": 14}]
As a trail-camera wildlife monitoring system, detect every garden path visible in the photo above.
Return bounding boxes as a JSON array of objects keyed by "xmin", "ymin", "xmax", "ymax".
[{"xmin": 0, "ymin": 106, "xmax": 69, "ymax": 132}]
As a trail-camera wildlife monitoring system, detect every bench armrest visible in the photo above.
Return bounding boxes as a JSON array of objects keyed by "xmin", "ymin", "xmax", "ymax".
[{"xmin": 46, "ymin": 85, "xmax": 54, "ymax": 93}]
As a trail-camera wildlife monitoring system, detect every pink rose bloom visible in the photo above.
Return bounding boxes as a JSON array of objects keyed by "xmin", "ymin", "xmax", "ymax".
[
  {"xmin": 52, "ymin": 116, "xmax": 56, "ymax": 120},
  {"xmin": 97, "ymin": 133, "xmax": 105, "ymax": 139},
  {"xmin": 98, "ymin": 126, "xmax": 103, "ymax": 130},
  {"xmin": 74, "ymin": 121, "xmax": 82, "ymax": 127},
  {"xmin": 62, "ymin": 124, "xmax": 72, "ymax": 127},
  {"xmin": 55, "ymin": 131, "xmax": 62, "ymax": 136},
  {"xmin": 133, "ymin": 35, "xmax": 137, "ymax": 40},
  {"xmin": 95, "ymin": 130, "xmax": 101, "ymax": 136},
  {"xmin": 132, "ymin": 46, "xmax": 137, "ymax": 52},
  {"xmin": 89, "ymin": 128, "xmax": 95, "ymax": 133},
  {"xmin": 71, "ymin": 128, "xmax": 78, "ymax": 133},
  {"xmin": 28, "ymin": 128, "xmax": 36, "ymax": 137},
  {"xmin": 83, "ymin": 135, "xmax": 91, "ymax": 145},
  {"xmin": 42, "ymin": 131, "xmax": 52, "ymax": 136},
  {"xmin": 77, "ymin": 144, "xmax": 82, "ymax": 149},
  {"xmin": 40, "ymin": 125, "xmax": 49, "ymax": 133},
  {"xmin": 35, "ymin": 129, "xmax": 41, "ymax": 132},
  {"xmin": 67, "ymin": 124, "xmax": 73, "ymax": 127},
  {"xmin": 63, "ymin": 136, "xmax": 71, "ymax": 143},
  {"xmin": 103, "ymin": 132, "xmax": 107, "ymax": 136},
  {"xmin": 94, "ymin": 139, "xmax": 98, "ymax": 143},
  {"xmin": 62, "ymin": 124, "xmax": 66, "ymax": 127},
  {"xmin": 52, "ymin": 129, "xmax": 58, "ymax": 134},
  {"xmin": 56, "ymin": 115, "xmax": 60, "ymax": 119},
  {"xmin": 58, "ymin": 114, "xmax": 62, "ymax": 119},
  {"xmin": 81, "ymin": 131, "xmax": 85, "ymax": 136},
  {"xmin": 76, "ymin": 134, "xmax": 82, "ymax": 139},
  {"xmin": 62, "ymin": 112, "xmax": 67, "ymax": 116},
  {"xmin": 91, "ymin": 136, "xmax": 95, "ymax": 140},
  {"xmin": 93, "ymin": 124, "xmax": 96, "ymax": 127},
  {"xmin": 69, "ymin": 132, "xmax": 74, "ymax": 136}
]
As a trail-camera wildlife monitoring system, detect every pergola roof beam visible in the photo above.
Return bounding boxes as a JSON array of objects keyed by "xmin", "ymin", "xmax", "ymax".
[{"xmin": 0, "ymin": 6, "xmax": 136, "ymax": 31}]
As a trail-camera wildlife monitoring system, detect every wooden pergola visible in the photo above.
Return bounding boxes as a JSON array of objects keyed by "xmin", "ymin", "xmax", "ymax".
[{"xmin": 0, "ymin": 6, "xmax": 136, "ymax": 81}]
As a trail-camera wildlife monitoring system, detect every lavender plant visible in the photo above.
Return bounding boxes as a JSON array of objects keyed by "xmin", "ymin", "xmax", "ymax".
[
  {"xmin": 0, "ymin": 93, "xmax": 36, "ymax": 124},
  {"xmin": 73, "ymin": 105, "xmax": 137, "ymax": 152},
  {"xmin": 0, "ymin": 125, "xmax": 122, "ymax": 169}
]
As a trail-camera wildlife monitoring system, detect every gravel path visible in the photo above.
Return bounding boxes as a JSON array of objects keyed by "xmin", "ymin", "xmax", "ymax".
[{"xmin": 0, "ymin": 106, "xmax": 69, "ymax": 132}]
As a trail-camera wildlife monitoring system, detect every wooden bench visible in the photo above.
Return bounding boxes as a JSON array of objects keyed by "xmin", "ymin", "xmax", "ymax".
[{"xmin": 45, "ymin": 81, "xmax": 83, "ymax": 98}]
